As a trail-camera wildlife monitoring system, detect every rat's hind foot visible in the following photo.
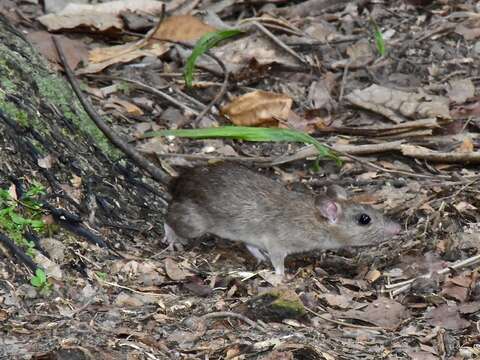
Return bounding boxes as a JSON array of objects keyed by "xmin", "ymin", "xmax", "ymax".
[
  {"xmin": 246, "ymin": 244, "xmax": 267, "ymax": 263},
  {"xmin": 163, "ymin": 223, "xmax": 186, "ymax": 251}
]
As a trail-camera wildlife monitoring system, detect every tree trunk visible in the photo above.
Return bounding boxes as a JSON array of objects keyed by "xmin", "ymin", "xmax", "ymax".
[{"xmin": 0, "ymin": 14, "xmax": 166, "ymax": 271}]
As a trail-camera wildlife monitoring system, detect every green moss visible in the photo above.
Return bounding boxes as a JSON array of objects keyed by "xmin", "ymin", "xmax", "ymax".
[
  {"xmin": 272, "ymin": 298, "xmax": 306, "ymax": 316},
  {"xmin": 0, "ymin": 99, "xmax": 30, "ymax": 127},
  {"xmin": 33, "ymin": 73, "xmax": 120, "ymax": 158},
  {"xmin": 0, "ymin": 35, "xmax": 122, "ymax": 159}
]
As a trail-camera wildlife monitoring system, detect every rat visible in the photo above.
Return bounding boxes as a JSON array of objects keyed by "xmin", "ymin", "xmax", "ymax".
[{"xmin": 164, "ymin": 162, "xmax": 401, "ymax": 276}]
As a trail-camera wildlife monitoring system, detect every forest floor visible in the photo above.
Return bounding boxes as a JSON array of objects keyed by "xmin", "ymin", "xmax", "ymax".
[{"xmin": 1, "ymin": 0, "xmax": 480, "ymax": 359}]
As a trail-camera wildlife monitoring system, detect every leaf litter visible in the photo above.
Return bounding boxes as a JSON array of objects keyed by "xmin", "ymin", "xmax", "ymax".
[{"xmin": 1, "ymin": 0, "xmax": 480, "ymax": 359}]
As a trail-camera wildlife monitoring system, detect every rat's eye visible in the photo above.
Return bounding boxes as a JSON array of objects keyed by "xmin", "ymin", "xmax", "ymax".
[{"xmin": 357, "ymin": 213, "xmax": 371, "ymax": 226}]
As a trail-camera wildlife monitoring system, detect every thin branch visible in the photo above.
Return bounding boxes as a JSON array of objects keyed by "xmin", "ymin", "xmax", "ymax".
[
  {"xmin": 53, "ymin": 36, "xmax": 171, "ymax": 187},
  {"xmin": 201, "ymin": 311, "xmax": 267, "ymax": 333}
]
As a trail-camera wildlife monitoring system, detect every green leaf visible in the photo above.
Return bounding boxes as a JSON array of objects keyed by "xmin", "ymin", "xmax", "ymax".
[
  {"xmin": 31, "ymin": 277, "xmax": 41, "ymax": 287},
  {"xmin": 9, "ymin": 212, "xmax": 29, "ymax": 225},
  {"xmin": 25, "ymin": 183, "xmax": 46, "ymax": 198},
  {"xmin": 145, "ymin": 126, "xmax": 338, "ymax": 162},
  {"xmin": 31, "ymin": 268, "xmax": 47, "ymax": 287},
  {"xmin": 184, "ymin": 29, "xmax": 242, "ymax": 87},
  {"xmin": 30, "ymin": 220, "xmax": 45, "ymax": 230},
  {"xmin": 0, "ymin": 189, "xmax": 11, "ymax": 201},
  {"xmin": 370, "ymin": 17, "xmax": 385, "ymax": 56}
]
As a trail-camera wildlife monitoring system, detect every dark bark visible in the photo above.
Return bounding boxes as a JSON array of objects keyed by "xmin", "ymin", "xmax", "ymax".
[{"xmin": 0, "ymin": 14, "xmax": 167, "ymax": 272}]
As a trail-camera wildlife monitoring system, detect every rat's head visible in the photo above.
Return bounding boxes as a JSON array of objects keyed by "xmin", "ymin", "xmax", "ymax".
[{"xmin": 315, "ymin": 185, "xmax": 401, "ymax": 247}]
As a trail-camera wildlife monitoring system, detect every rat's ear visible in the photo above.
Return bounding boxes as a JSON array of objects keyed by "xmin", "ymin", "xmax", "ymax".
[
  {"xmin": 315, "ymin": 196, "xmax": 342, "ymax": 224},
  {"xmin": 326, "ymin": 185, "xmax": 347, "ymax": 200}
]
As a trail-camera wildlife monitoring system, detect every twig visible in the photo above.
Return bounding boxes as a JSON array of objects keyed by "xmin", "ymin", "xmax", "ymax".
[
  {"xmin": 252, "ymin": 21, "xmax": 307, "ymax": 65},
  {"xmin": 53, "ymin": 37, "xmax": 171, "ymax": 186},
  {"xmin": 401, "ymin": 144, "xmax": 480, "ymax": 164},
  {"xmin": 271, "ymin": 140, "xmax": 406, "ymax": 165},
  {"xmin": 384, "ymin": 253, "xmax": 480, "ymax": 296},
  {"xmin": 304, "ymin": 306, "xmax": 385, "ymax": 332},
  {"xmin": 152, "ymin": 38, "xmax": 230, "ymax": 126},
  {"xmin": 89, "ymin": 74, "xmax": 201, "ymax": 116},
  {"xmin": 201, "ymin": 311, "xmax": 267, "ymax": 333}
]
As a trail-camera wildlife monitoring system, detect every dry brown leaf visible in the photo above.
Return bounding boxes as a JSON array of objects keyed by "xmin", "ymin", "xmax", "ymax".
[
  {"xmin": 425, "ymin": 303, "xmax": 470, "ymax": 330},
  {"xmin": 38, "ymin": 12, "xmax": 123, "ymax": 33},
  {"xmin": 164, "ymin": 257, "xmax": 190, "ymax": 281},
  {"xmin": 221, "ymin": 90, "xmax": 292, "ymax": 126},
  {"xmin": 209, "ymin": 35, "xmax": 300, "ymax": 75},
  {"xmin": 318, "ymin": 293, "xmax": 352, "ymax": 309},
  {"xmin": 455, "ymin": 18, "xmax": 480, "ymax": 40},
  {"xmin": 340, "ymin": 297, "xmax": 408, "ymax": 330},
  {"xmin": 442, "ymin": 284, "xmax": 469, "ymax": 302},
  {"xmin": 108, "ymin": 97, "xmax": 144, "ymax": 116},
  {"xmin": 153, "ymin": 15, "xmax": 216, "ymax": 42},
  {"xmin": 58, "ymin": 0, "xmax": 166, "ymax": 16},
  {"xmin": 78, "ymin": 40, "xmax": 169, "ymax": 74},
  {"xmin": 27, "ymin": 32, "xmax": 88, "ymax": 70},
  {"xmin": 346, "ymin": 85, "xmax": 451, "ymax": 123},
  {"xmin": 454, "ymin": 201, "xmax": 477, "ymax": 212}
]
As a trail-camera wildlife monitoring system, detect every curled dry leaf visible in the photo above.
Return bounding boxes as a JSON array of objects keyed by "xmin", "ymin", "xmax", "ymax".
[
  {"xmin": 346, "ymin": 84, "xmax": 451, "ymax": 124},
  {"xmin": 221, "ymin": 90, "xmax": 292, "ymax": 126},
  {"xmin": 106, "ymin": 96, "xmax": 144, "ymax": 116},
  {"xmin": 164, "ymin": 257, "xmax": 192, "ymax": 281}
]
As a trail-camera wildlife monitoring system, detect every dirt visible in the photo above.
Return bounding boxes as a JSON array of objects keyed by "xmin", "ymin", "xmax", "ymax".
[{"xmin": 0, "ymin": 0, "xmax": 480, "ymax": 359}]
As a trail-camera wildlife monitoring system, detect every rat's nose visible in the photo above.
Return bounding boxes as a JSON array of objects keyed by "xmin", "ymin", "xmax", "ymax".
[{"xmin": 385, "ymin": 221, "xmax": 401, "ymax": 235}]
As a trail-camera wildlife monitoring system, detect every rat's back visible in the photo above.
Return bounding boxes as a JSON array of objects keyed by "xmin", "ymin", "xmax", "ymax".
[{"xmin": 167, "ymin": 163, "xmax": 293, "ymax": 239}]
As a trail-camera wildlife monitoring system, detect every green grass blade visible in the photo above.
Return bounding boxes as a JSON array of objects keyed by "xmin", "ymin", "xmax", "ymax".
[
  {"xmin": 145, "ymin": 126, "xmax": 338, "ymax": 161},
  {"xmin": 184, "ymin": 29, "xmax": 243, "ymax": 87},
  {"xmin": 370, "ymin": 17, "xmax": 385, "ymax": 56}
]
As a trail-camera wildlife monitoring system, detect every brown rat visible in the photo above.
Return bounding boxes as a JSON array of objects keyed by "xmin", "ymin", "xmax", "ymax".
[{"xmin": 164, "ymin": 163, "xmax": 401, "ymax": 276}]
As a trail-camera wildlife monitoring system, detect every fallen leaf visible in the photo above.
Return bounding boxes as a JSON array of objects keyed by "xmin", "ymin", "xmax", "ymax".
[
  {"xmin": 221, "ymin": 90, "xmax": 292, "ymax": 126},
  {"xmin": 340, "ymin": 297, "xmax": 408, "ymax": 330},
  {"xmin": 57, "ymin": 0, "xmax": 166, "ymax": 16},
  {"xmin": 164, "ymin": 257, "xmax": 191, "ymax": 281},
  {"xmin": 27, "ymin": 33, "xmax": 88, "ymax": 70},
  {"xmin": 37, "ymin": 154, "xmax": 57, "ymax": 169},
  {"xmin": 346, "ymin": 85, "xmax": 451, "ymax": 123},
  {"xmin": 425, "ymin": 303, "xmax": 470, "ymax": 330},
  {"xmin": 318, "ymin": 293, "xmax": 353, "ymax": 309},
  {"xmin": 455, "ymin": 137, "xmax": 474, "ymax": 153},
  {"xmin": 153, "ymin": 15, "xmax": 216, "ymax": 42},
  {"xmin": 78, "ymin": 40, "xmax": 170, "ymax": 74},
  {"xmin": 455, "ymin": 18, "xmax": 480, "ymax": 40},
  {"xmin": 106, "ymin": 96, "xmax": 144, "ymax": 116},
  {"xmin": 38, "ymin": 13, "xmax": 123, "ymax": 34},
  {"xmin": 447, "ymin": 78, "xmax": 475, "ymax": 104},
  {"xmin": 441, "ymin": 284, "xmax": 469, "ymax": 302},
  {"xmin": 114, "ymin": 292, "xmax": 157, "ymax": 307},
  {"xmin": 459, "ymin": 301, "xmax": 480, "ymax": 314}
]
